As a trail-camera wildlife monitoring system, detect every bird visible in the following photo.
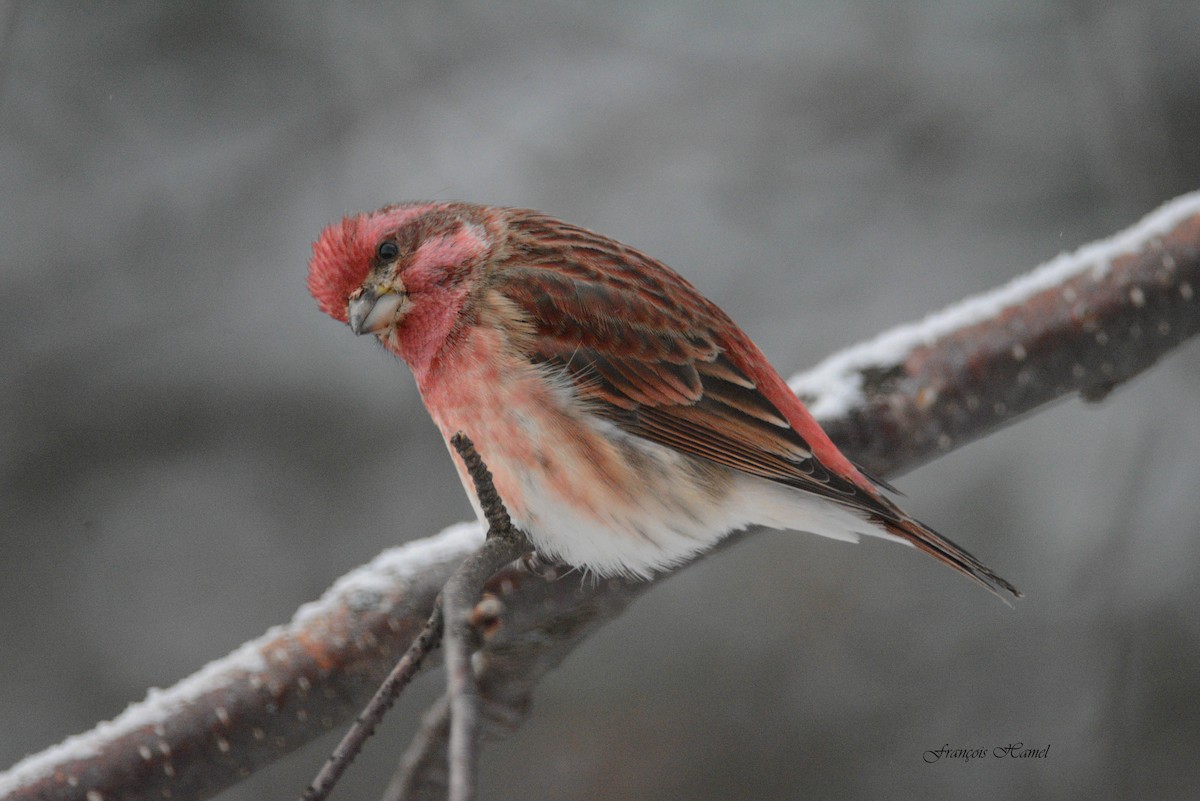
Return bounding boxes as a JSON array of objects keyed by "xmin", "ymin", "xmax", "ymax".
[{"xmin": 307, "ymin": 201, "xmax": 1019, "ymax": 598}]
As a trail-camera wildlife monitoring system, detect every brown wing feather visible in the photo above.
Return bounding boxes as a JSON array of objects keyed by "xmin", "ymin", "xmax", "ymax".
[{"xmin": 491, "ymin": 210, "xmax": 877, "ymax": 511}]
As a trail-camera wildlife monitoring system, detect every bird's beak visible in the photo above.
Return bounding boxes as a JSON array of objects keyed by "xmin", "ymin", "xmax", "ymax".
[{"xmin": 348, "ymin": 288, "xmax": 405, "ymax": 335}]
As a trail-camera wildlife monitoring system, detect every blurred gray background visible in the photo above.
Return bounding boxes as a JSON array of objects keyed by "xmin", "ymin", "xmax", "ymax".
[{"xmin": 3, "ymin": 2, "xmax": 1200, "ymax": 799}]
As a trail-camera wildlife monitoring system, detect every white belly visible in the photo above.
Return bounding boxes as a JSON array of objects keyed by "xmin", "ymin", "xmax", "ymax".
[{"xmin": 457, "ymin": 417, "xmax": 878, "ymax": 579}]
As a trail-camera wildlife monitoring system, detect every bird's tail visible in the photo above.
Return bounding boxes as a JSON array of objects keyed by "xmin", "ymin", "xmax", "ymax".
[{"xmin": 880, "ymin": 514, "xmax": 1022, "ymax": 602}]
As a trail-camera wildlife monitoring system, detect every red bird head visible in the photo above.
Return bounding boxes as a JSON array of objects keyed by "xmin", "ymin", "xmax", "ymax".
[{"xmin": 308, "ymin": 202, "xmax": 496, "ymax": 368}]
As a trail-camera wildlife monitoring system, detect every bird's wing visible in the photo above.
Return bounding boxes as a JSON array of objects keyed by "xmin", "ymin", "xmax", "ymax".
[
  {"xmin": 490, "ymin": 212, "xmax": 874, "ymax": 509},
  {"xmin": 488, "ymin": 210, "xmax": 1020, "ymax": 599}
]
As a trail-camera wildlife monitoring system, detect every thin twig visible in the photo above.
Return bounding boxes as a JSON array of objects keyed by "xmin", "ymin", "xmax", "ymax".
[
  {"xmin": 302, "ymin": 431, "xmax": 526, "ymax": 801},
  {"xmin": 443, "ymin": 433, "xmax": 532, "ymax": 801},
  {"xmin": 300, "ymin": 603, "xmax": 445, "ymax": 801}
]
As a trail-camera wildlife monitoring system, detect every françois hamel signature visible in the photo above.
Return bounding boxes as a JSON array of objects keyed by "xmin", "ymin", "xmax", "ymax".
[{"xmin": 924, "ymin": 743, "xmax": 1050, "ymax": 763}]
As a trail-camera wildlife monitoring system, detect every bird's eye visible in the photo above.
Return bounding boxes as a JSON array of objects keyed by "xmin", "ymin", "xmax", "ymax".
[{"xmin": 377, "ymin": 241, "xmax": 400, "ymax": 261}]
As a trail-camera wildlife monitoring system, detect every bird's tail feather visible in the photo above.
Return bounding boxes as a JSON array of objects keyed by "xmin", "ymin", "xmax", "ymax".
[{"xmin": 881, "ymin": 515, "xmax": 1022, "ymax": 602}]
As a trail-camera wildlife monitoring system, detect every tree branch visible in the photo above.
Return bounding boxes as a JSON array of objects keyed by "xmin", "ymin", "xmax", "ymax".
[
  {"xmin": 440, "ymin": 433, "xmax": 531, "ymax": 801},
  {"xmin": 298, "ymin": 596, "xmax": 444, "ymax": 801},
  {"xmin": 2, "ymin": 192, "xmax": 1198, "ymax": 801}
]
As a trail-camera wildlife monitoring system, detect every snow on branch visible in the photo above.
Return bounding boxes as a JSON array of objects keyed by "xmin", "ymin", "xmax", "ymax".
[
  {"xmin": 3, "ymin": 193, "xmax": 1199, "ymax": 801},
  {"xmin": 0, "ymin": 525, "xmax": 483, "ymax": 801},
  {"xmin": 794, "ymin": 191, "xmax": 1200, "ymax": 475}
]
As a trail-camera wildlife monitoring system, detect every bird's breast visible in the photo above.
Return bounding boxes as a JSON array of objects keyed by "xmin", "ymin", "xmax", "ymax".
[{"xmin": 413, "ymin": 325, "xmax": 744, "ymax": 577}]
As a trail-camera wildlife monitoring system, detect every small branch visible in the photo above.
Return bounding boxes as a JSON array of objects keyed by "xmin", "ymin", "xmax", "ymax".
[
  {"xmin": 2, "ymin": 192, "xmax": 1199, "ymax": 801},
  {"xmin": 443, "ymin": 433, "xmax": 531, "ymax": 801},
  {"xmin": 449, "ymin": 432, "xmax": 518, "ymax": 538},
  {"xmin": 441, "ymin": 541, "xmax": 518, "ymax": 801},
  {"xmin": 299, "ymin": 600, "xmax": 444, "ymax": 801},
  {"xmin": 303, "ymin": 433, "xmax": 527, "ymax": 801}
]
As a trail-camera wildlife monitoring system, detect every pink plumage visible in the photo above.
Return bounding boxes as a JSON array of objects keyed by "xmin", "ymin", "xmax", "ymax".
[{"xmin": 308, "ymin": 202, "xmax": 1019, "ymax": 598}]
